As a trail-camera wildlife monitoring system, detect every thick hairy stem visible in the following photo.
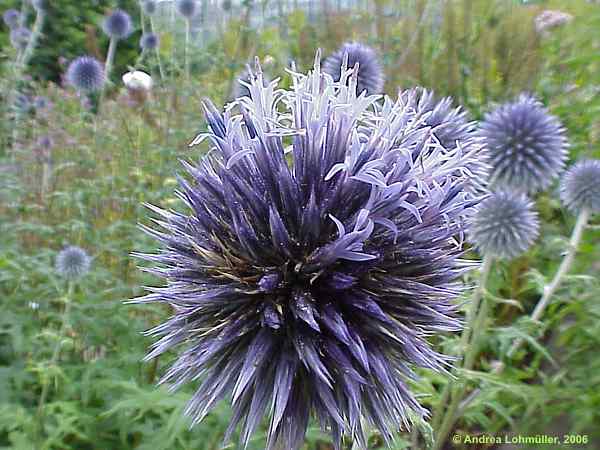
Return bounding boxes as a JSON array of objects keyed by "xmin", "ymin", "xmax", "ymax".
[
  {"xmin": 457, "ymin": 208, "xmax": 591, "ymax": 415},
  {"xmin": 432, "ymin": 255, "xmax": 494, "ymax": 450}
]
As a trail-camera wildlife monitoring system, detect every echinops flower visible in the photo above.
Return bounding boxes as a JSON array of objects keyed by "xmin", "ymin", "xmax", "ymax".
[
  {"xmin": 10, "ymin": 27, "xmax": 30, "ymax": 50},
  {"xmin": 132, "ymin": 56, "xmax": 482, "ymax": 450},
  {"xmin": 479, "ymin": 94, "xmax": 568, "ymax": 194},
  {"xmin": 66, "ymin": 56, "xmax": 105, "ymax": 92},
  {"xmin": 323, "ymin": 42, "xmax": 384, "ymax": 95},
  {"xmin": 175, "ymin": 0, "xmax": 197, "ymax": 18},
  {"xmin": 3, "ymin": 9, "xmax": 20, "ymax": 28},
  {"xmin": 141, "ymin": 0, "xmax": 157, "ymax": 15},
  {"xmin": 560, "ymin": 159, "xmax": 600, "ymax": 213},
  {"xmin": 140, "ymin": 32, "xmax": 159, "ymax": 50},
  {"xmin": 469, "ymin": 191, "xmax": 539, "ymax": 260},
  {"xmin": 102, "ymin": 9, "xmax": 133, "ymax": 40},
  {"xmin": 56, "ymin": 246, "xmax": 91, "ymax": 280}
]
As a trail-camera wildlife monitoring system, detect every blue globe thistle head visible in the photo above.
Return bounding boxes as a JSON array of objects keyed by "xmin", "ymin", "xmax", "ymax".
[
  {"xmin": 13, "ymin": 93, "xmax": 31, "ymax": 113},
  {"xmin": 31, "ymin": 0, "xmax": 48, "ymax": 12},
  {"xmin": 34, "ymin": 95, "xmax": 52, "ymax": 111},
  {"xmin": 102, "ymin": 9, "xmax": 133, "ymax": 40},
  {"xmin": 141, "ymin": 0, "xmax": 157, "ymax": 15},
  {"xmin": 66, "ymin": 56, "xmax": 105, "ymax": 92},
  {"xmin": 323, "ymin": 42, "xmax": 384, "ymax": 96},
  {"xmin": 132, "ymin": 55, "xmax": 483, "ymax": 450},
  {"xmin": 176, "ymin": 0, "xmax": 197, "ymax": 18},
  {"xmin": 56, "ymin": 246, "xmax": 91, "ymax": 280},
  {"xmin": 479, "ymin": 93, "xmax": 569, "ymax": 194},
  {"xmin": 140, "ymin": 32, "xmax": 159, "ymax": 50},
  {"xmin": 3, "ymin": 9, "xmax": 20, "ymax": 28},
  {"xmin": 37, "ymin": 134, "xmax": 54, "ymax": 150},
  {"xmin": 469, "ymin": 191, "xmax": 539, "ymax": 260},
  {"xmin": 10, "ymin": 27, "xmax": 31, "ymax": 50},
  {"xmin": 560, "ymin": 159, "xmax": 600, "ymax": 214}
]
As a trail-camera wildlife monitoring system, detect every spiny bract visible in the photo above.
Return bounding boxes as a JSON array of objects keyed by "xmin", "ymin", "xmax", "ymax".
[
  {"xmin": 66, "ymin": 56, "xmax": 105, "ymax": 92},
  {"xmin": 133, "ymin": 55, "xmax": 483, "ymax": 450},
  {"xmin": 323, "ymin": 42, "xmax": 384, "ymax": 96},
  {"xmin": 469, "ymin": 191, "xmax": 539, "ymax": 260},
  {"xmin": 479, "ymin": 94, "xmax": 568, "ymax": 194},
  {"xmin": 560, "ymin": 159, "xmax": 600, "ymax": 214},
  {"xmin": 56, "ymin": 246, "xmax": 91, "ymax": 280},
  {"xmin": 102, "ymin": 9, "xmax": 133, "ymax": 40}
]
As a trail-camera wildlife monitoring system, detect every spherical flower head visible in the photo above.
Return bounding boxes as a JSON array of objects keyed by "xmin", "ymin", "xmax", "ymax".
[
  {"xmin": 10, "ymin": 27, "xmax": 31, "ymax": 50},
  {"xmin": 3, "ymin": 9, "xmax": 20, "ymax": 28},
  {"xmin": 66, "ymin": 56, "xmax": 105, "ymax": 92},
  {"xmin": 34, "ymin": 95, "xmax": 52, "ymax": 110},
  {"xmin": 141, "ymin": 0, "xmax": 157, "ymax": 15},
  {"xmin": 37, "ymin": 135, "xmax": 54, "ymax": 150},
  {"xmin": 469, "ymin": 191, "xmax": 539, "ymax": 260},
  {"xmin": 479, "ymin": 94, "xmax": 568, "ymax": 194},
  {"xmin": 102, "ymin": 9, "xmax": 133, "ymax": 40},
  {"xmin": 13, "ymin": 93, "xmax": 31, "ymax": 113},
  {"xmin": 560, "ymin": 159, "xmax": 600, "ymax": 213},
  {"xmin": 323, "ymin": 42, "xmax": 384, "ymax": 96},
  {"xmin": 56, "ymin": 246, "xmax": 91, "ymax": 280},
  {"xmin": 133, "ymin": 56, "xmax": 483, "ymax": 450},
  {"xmin": 31, "ymin": 0, "xmax": 48, "ymax": 12},
  {"xmin": 176, "ymin": 0, "xmax": 197, "ymax": 18},
  {"xmin": 140, "ymin": 32, "xmax": 159, "ymax": 50}
]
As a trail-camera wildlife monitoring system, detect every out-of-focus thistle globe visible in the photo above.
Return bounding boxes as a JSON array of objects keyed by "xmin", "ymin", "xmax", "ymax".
[
  {"xmin": 66, "ymin": 56, "xmax": 105, "ymax": 92},
  {"xmin": 31, "ymin": 0, "xmax": 48, "ymax": 12},
  {"xmin": 469, "ymin": 191, "xmax": 539, "ymax": 260},
  {"xmin": 3, "ymin": 9, "xmax": 20, "ymax": 28},
  {"xmin": 56, "ymin": 246, "xmax": 91, "ymax": 280},
  {"xmin": 141, "ymin": 0, "xmax": 157, "ymax": 16},
  {"xmin": 175, "ymin": 0, "xmax": 197, "ymax": 18},
  {"xmin": 406, "ymin": 88, "xmax": 489, "ymax": 194},
  {"xmin": 560, "ymin": 160, "xmax": 600, "ymax": 213},
  {"xmin": 10, "ymin": 27, "xmax": 31, "ymax": 50},
  {"xmin": 323, "ymin": 42, "xmax": 384, "ymax": 96},
  {"xmin": 479, "ymin": 94, "xmax": 568, "ymax": 194},
  {"xmin": 102, "ymin": 9, "xmax": 133, "ymax": 40},
  {"xmin": 132, "ymin": 55, "xmax": 484, "ymax": 450},
  {"xmin": 37, "ymin": 135, "xmax": 54, "ymax": 150},
  {"xmin": 140, "ymin": 32, "xmax": 159, "ymax": 51}
]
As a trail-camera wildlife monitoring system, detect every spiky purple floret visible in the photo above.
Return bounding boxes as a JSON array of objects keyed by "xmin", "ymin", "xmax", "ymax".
[
  {"xmin": 142, "ymin": 0, "xmax": 157, "ymax": 15},
  {"xmin": 102, "ymin": 9, "xmax": 133, "ymax": 39},
  {"xmin": 56, "ymin": 246, "xmax": 91, "ymax": 279},
  {"xmin": 140, "ymin": 32, "xmax": 159, "ymax": 50},
  {"xmin": 3, "ymin": 9, "xmax": 20, "ymax": 28},
  {"xmin": 479, "ymin": 94, "xmax": 568, "ymax": 194},
  {"xmin": 133, "ymin": 56, "xmax": 482, "ymax": 450},
  {"xmin": 230, "ymin": 67, "xmax": 270, "ymax": 101},
  {"xmin": 66, "ymin": 56, "xmax": 105, "ymax": 92},
  {"xmin": 560, "ymin": 159, "xmax": 600, "ymax": 213},
  {"xmin": 469, "ymin": 191, "xmax": 539, "ymax": 260},
  {"xmin": 10, "ymin": 27, "xmax": 30, "ymax": 50},
  {"xmin": 323, "ymin": 42, "xmax": 384, "ymax": 96},
  {"xmin": 176, "ymin": 0, "xmax": 197, "ymax": 18}
]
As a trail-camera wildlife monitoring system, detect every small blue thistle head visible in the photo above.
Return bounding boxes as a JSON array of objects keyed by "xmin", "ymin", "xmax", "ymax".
[
  {"xmin": 132, "ymin": 55, "xmax": 482, "ymax": 450},
  {"xmin": 469, "ymin": 191, "xmax": 539, "ymax": 260},
  {"xmin": 560, "ymin": 159, "xmax": 600, "ymax": 214},
  {"xmin": 323, "ymin": 42, "xmax": 384, "ymax": 96},
  {"xmin": 102, "ymin": 9, "xmax": 133, "ymax": 40},
  {"xmin": 3, "ymin": 9, "xmax": 20, "ymax": 28},
  {"xmin": 31, "ymin": 0, "xmax": 48, "ymax": 12},
  {"xmin": 479, "ymin": 94, "xmax": 568, "ymax": 194},
  {"xmin": 37, "ymin": 135, "xmax": 54, "ymax": 150},
  {"xmin": 13, "ymin": 93, "xmax": 31, "ymax": 113},
  {"xmin": 140, "ymin": 32, "xmax": 159, "ymax": 50},
  {"xmin": 34, "ymin": 95, "xmax": 52, "ymax": 110},
  {"xmin": 176, "ymin": 0, "xmax": 197, "ymax": 18},
  {"xmin": 66, "ymin": 56, "xmax": 105, "ymax": 92},
  {"xmin": 141, "ymin": 0, "xmax": 157, "ymax": 15},
  {"xmin": 56, "ymin": 246, "xmax": 91, "ymax": 280},
  {"xmin": 10, "ymin": 27, "xmax": 30, "ymax": 50}
]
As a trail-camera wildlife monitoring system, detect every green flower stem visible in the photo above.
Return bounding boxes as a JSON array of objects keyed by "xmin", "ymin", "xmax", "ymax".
[
  {"xmin": 105, "ymin": 37, "xmax": 118, "ymax": 83},
  {"xmin": 184, "ymin": 19, "xmax": 191, "ymax": 81},
  {"xmin": 457, "ymin": 207, "xmax": 591, "ymax": 415},
  {"xmin": 150, "ymin": 17, "xmax": 165, "ymax": 81},
  {"xmin": 432, "ymin": 255, "xmax": 494, "ymax": 450}
]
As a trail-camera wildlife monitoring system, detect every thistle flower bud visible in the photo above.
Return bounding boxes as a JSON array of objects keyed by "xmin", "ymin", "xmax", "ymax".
[
  {"xmin": 479, "ymin": 94, "xmax": 568, "ymax": 194},
  {"xmin": 56, "ymin": 246, "xmax": 91, "ymax": 280},
  {"xmin": 10, "ymin": 27, "xmax": 31, "ymax": 50},
  {"xmin": 141, "ymin": 0, "xmax": 157, "ymax": 15},
  {"xmin": 66, "ymin": 56, "xmax": 105, "ymax": 92},
  {"xmin": 469, "ymin": 191, "xmax": 539, "ymax": 260},
  {"xmin": 140, "ymin": 32, "xmax": 159, "ymax": 50},
  {"xmin": 323, "ymin": 42, "xmax": 384, "ymax": 96},
  {"xmin": 3, "ymin": 9, "xmax": 20, "ymax": 28},
  {"xmin": 560, "ymin": 159, "xmax": 600, "ymax": 213},
  {"xmin": 102, "ymin": 9, "xmax": 133, "ymax": 40},
  {"xmin": 175, "ymin": 0, "xmax": 197, "ymax": 18}
]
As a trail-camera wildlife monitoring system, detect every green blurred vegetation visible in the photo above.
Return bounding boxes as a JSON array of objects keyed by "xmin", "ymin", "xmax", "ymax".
[{"xmin": 1, "ymin": 0, "xmax": 600, "ymax": 449}]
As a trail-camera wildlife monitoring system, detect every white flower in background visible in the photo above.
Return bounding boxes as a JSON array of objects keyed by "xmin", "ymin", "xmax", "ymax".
[
  {"xmin": 122, "ymin": 70, "xmax": 153, "ymax": 91},
  {"xmin": 535, "ymin": 10, "xmax": 573, "ymax": 34}
]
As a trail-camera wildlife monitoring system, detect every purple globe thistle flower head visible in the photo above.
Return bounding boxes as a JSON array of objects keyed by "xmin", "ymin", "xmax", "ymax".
[
  {"xmin": 37, "ymin": 135, "xmax": 54, "ymax": 150},
  {"xmin": 479, "ymin": 94, "xmax": 568, "ymax": 194},
  {"xmin": 13, "ymin": 93, "xmax": 31, "ymax": 112},
  {"xmin": 66, "ymin": 56, "xmax": 105, "ymax": 92},
  {"xmin": 142, "ymin": 0, "xmax": 157, "ymax": 16},
  {"xmin": 34, "ymin": 95, "xmax": 52, "ymax": 111},
  {"xmin": 140, "ymin": 32, "xmax": 159, "ymax": 50},
  {"xmin": 102, "ymin": 9, "xmax": 133, "ymax": 40},
  {"xmin": 10, "ymin": 27, "xmax": 31, "ymax": 50},
  {"xmin": 469, "ymin": 191, "xmax": 539, "ymax": 260},
  {"xmin": 3, "ymin": 9, "xmax": 20, "ymax": 28},
  {"xmin": 56, "ymin": 246, "xmax": 91, "ymax": 280},
  {"xmin": 176, "ymin": 0, "xmax": 197, "ymax": 18},
  {"xmin": 560, "ymin": 160, "xmax": 600, "ymax": 213},
  {"xmin": 132, "ymin": 54, "xmax": 482, "ymax": 450},
  {"xmin": 323, "ymin": 42, "xmax": 384, "ymax": 96}
]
